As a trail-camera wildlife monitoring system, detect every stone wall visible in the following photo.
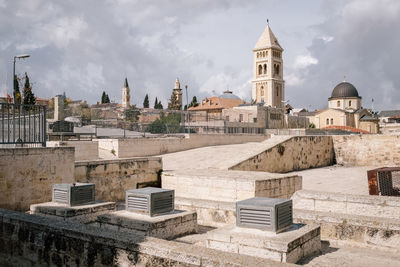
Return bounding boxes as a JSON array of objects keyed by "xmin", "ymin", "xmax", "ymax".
[
  {"xmin": 98, "ymin": 134, "xmax": 269, "ymax": 159},
  {"xmin": 333, "ymin": 135, "xmax": 400, "ymax": 166},
  {"xmin": 0, "ymin": 147, "xmax": 74, "ymax": 211},
  {"xmin": 0, "ymin": 209, "xmax": 289, "ymax": 266},
  {"xmin": 292, "ymin": 190, "xmax": 400, "ymax": 250},
  {"xmin": 74, "ymin": 157, "xmax": 162, "ymax": 202},
  {"xmin": 230, "ymin": 136, "xmax": 335, "ymax": 173},
  {"xmin": 47, "ymin": 141, "xmax": 99, "ymax": 160}
]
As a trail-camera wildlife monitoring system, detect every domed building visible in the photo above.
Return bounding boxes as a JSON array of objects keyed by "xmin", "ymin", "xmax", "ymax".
[{"xmin": 306, "ymin": 80, "xmax": 379, "ymax": 133}]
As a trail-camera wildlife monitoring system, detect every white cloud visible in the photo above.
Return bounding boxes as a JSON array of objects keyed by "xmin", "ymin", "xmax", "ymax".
[
  {"xmin": 293, "ymin": 53, "xmax": 318, "ymax": 69},
  {"xmin": 285, "ymin": 73, "xmax": 304, "ymax": 86}
]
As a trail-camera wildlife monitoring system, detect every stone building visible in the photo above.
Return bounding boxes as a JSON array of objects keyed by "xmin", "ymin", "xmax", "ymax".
[
  {"xmin": 122, "ymin": 77, "xmax": 130, "ymax": 108},
  {"xmin": 168, "ymin": 78, "xmax": 183, "ymax": 110},
  {"xmin": 303, "ymin": 80, "xmax": 379, "ymax": 133},
  {"xmin": 252, "ymin": 21, "xmax": 285, "ymax": 107}
]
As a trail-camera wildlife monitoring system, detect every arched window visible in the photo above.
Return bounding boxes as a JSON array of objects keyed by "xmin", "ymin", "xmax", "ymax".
[
  {"xmin": 337, "ymin": 101, "xmax": 340, "ymax": 107},
  {"xmin": 274, "ymin": 64, "xmax": 280, "ymax": 76},
  {"xmin": 326, "ymin": 118, "xmax": 329, "ymax": 125},
  {"xmin": 349, "ymin": 100, "xmax": 352, "ymax": 107},
  {"xmin": 260, "ymin": 86, "xmax": 264, "ymax": 96},
  {"xmin": 258, "ymin": 65, "xmax": 262, "ymax": 75},
  {"xmin": 257, "ymin": 52, "xmax": 259, "ymax": 58},
  {"xmin": 331, "ymin": 118, "xmax": 334, "ymax": 125},
  {"xmin": 275, "ymin": 85, "xmax": 279, "ymax": 96},
  {"xmin": 263, "ymin": 51, "xmax": 265, "ymax": 57},
  {"xmin": 263, "ymin": 64, "xmax": 267, "ymax": 74}
]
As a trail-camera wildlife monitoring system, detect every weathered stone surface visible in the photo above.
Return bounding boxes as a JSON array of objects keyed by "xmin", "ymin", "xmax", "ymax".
[
  {"xmin": 206, "ymin": 224, "xmax": 321, "ymax": 263},
  {"xmin": 74, "ymin": 157, "xmax": 162, "ymax": 202},
  {"xmin": 30, "ymin": 201, "xmax": 116, "ymax": 224},
  {"xmin": 97, "ymin": 209, "xmax": 198, "ymax": 240},
  {"xmin": 333, "ymin": 135, "xmax": 400, "ymax": 166},
  {"xmin": 230, "ymin": 136, "xmax": 335, "ymax": 173},
  {"xmin": 0, "ymin": 147, "xmax": 75, "ymax": 211},
  {"xmin": 2, "ymin": 208, "xmax": 294, "ymax": 266}
]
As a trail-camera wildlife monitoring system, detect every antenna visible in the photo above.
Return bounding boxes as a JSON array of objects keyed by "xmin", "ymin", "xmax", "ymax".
[
  {"xmin": 343, "ymin": 75, "xmax": 347, "ymax": 82},
  {"xmin": 267, "ymin": 19, "xmax": 269, "ymax": 26}
]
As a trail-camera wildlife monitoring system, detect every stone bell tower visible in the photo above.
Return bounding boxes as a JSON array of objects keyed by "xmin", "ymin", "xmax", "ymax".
[
  {"xmin": 168, "ymin": 78, "xmax": 183, "ymax": 110},
  {"xmin": 252, "ymin": 21, "xmax": 285, "ymax": 108},
  {"xmin": 122, "ymin": 77, "xmax": 130, "ymax": 108}
]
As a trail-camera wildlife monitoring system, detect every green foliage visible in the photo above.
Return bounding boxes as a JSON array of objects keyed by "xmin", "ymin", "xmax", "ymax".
[
  {"xmin": 22, "ymin": 72, "xmax": 36, "ymax": 107},
  {"xmin": 124, "ymin": 106, "xmax": 140, "ymax": 122},
  {"xmin": 101, "ymin": 91, "xmax": 110, "ymax": 104},
  {"xmin": 187, "ymin": 96, "xmax": 198, "ymax": 109},
  {"xmin": 309, "ymin": 123, "xmax": 316, "ymax": 128},
  {"xmin": 168, "ymin": 91, "xmax": 182, "ymax": 110},
  {"xmin": 148, "ymin": 113, "xmax": 183, "ymax": 134},
  {"xmin": 154, "ymin": 97, "xmax": 163, "ymax": 109},
  {"xmin": 143, "ymin": 94, "xmax": 149, "ymax": 108},
  {"xmin": 13, "ymin": 75, "xmax": 21, "ymax": 105}
]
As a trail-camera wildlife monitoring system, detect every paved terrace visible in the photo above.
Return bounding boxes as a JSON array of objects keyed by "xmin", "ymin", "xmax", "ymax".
[{"xmin": 162, "ymin": 135, "xmax": 290, "ymax": 170}]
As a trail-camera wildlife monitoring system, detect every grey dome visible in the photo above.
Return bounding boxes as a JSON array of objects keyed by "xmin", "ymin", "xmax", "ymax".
[
  {"xmin": 330, "ymin": 82, "xmax": 360, "ymax": 99},
  {"xmin": 219, "ymin": 90, "xmax": 241, "ymax": 100}
]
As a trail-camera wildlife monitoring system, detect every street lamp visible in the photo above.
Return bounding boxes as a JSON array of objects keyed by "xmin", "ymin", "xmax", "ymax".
[
  {"xmin": 185, "ymin": 85, "xmax": 189, "ymax": 133},
  {"xmin": 13, "ymin": 54, "xmax": 30, "ymax": 104}
]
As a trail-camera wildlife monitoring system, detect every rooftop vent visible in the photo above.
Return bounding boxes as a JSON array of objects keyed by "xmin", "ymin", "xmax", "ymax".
[
  {"xmin": 236, "ymin": 197, "xmax": 292, "ymax": 233},
  {"xmin": 52, "ymin": 183, "xmax": 95, "ymax": 206},
  {"xmin": 126, "ymin": 187, "xmax": 174, "ymax": 217},
  {"xmin": 367, "ymin": 167, "xmax": 400, "ymax": 196}
]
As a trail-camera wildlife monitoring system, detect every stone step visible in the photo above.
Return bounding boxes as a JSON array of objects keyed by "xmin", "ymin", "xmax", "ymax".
[{"xmin": 162, "ymin": 169, "xmax": 301, "ymax": 203}]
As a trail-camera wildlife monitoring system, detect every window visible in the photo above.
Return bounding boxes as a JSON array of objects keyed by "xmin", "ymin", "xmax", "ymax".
[
  {"xmin": 263, "ymin": 64, "xmax": 267, "ymax": 74},
  {"xmin": 239, "ymin": 114, "xmax": 243, "ymax": 122},
  {"xmin": 276, "ymin": 85, "xmax": 279, "ymax": 96},
  {"xmin": 263, "ymin": 51, "xmax": 265, "ymax": 57},
  {"xmin": 326, "ymin": 118, "xmax": 329, "ymax": 125},
  {"xmin": 260, "ymin": 86, "xmax": 264, "ymax": 96},
  {"xmin": 337, "ymin": 101, "xmax": 340, "ymax": 107},
  {"xmin": 349, "ymin": 100, "xmax": 352, "ymax": 107},
  {"xmin": 253, "ymin": 118, "xmax": 257, "ymax": 123},
  {"xmin": 274, "ymin": 64, "xmax": 280, "ymax": 76},
  {"xmin": 331, "ymin": 118, "xmax": 333, "ymax": 125},
  {"xmin": 258, "ymin": 65, "xmax": 262, "ymax": 75}
]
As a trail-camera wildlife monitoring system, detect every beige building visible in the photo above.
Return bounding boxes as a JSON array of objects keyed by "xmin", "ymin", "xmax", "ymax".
[
  {"xmin": 252, "ymin": 22, "xmax": 285, "ymax": 108},
  {"xmin": 304, "ymin": 81, "xmax": 379, "ymax": 133},
  {"xmin": 122, "ymin": 77, "xmax": 130, "ymax": 108}
]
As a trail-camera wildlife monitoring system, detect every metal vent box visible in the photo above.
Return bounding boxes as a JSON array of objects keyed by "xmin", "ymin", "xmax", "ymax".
[
  {"xmin": 52, "ymin": 183, "xmax": 95, "ymax": 206},
  {"xmin": 236, "ymin": 197, "xmax": 292, "ymax": 233},
  {"xmin": 126, "ymin": 187, "xmax": 174, "ymax": 217}
]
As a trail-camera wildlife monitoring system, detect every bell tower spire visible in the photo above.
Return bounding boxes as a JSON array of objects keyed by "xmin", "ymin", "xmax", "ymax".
[{"xmin": 252, "ymin": 21, "xmax": 284, "ymax": 108}]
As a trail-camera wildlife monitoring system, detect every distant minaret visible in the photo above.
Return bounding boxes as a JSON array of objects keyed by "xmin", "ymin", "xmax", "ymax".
[
  {"xmin": 122, "ymin": 77, "xmax": 130, "ymax": 108},
  {"xmin": 252, "ymin": 20, "xmax": 285, "ymax": 107},
  {"xmin": 168, "ymin": 78, "xmax": 183, "ymax": 110}
]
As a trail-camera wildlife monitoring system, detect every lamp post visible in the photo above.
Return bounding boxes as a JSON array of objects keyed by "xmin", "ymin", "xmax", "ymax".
[
  {"xmin": 185, "ymin": 85, "xmax": 189, "ymax": 133},
  {"xmin": 13, "ymin": 54, "xmax": 30, "ymax": 104}
]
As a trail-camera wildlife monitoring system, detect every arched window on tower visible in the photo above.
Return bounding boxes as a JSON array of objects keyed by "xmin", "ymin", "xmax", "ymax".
[
  {"xmin": 276, "ymin": 85, "xmax": 279, "ymax": 96},
  {"xmin": 326, "ymin": 118, "xmax": 329, "ymax": 125},
  {"xmin": 263, "ymin": 64, "xmax": 267, "ymax": 74},
  {"xmin": 274, "ymin": 64, "xmax": 280, "ymax": 76},
  {"xmin": 258, "ymin": 65, "xmax": 262, "ymax": 75},
  {"xmin": 337, "ymin": 101, "xmax": 340, "ymax": 107},
  {"xmin": 331, "ymin": 118, "xmax": 334, "ymax": 125},
  {"xmin": 263, "ymin": 51, "xmax": 265, "ymax": 57},
  {"xmin": 261, "ymin": 86, "xmax": 264, "ymax": 96}
]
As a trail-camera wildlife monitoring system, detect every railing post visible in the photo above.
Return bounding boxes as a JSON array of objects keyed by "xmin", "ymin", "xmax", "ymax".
[{"xmin": 43, "ymin": 106, "xmax": 47, "ymax": 147}]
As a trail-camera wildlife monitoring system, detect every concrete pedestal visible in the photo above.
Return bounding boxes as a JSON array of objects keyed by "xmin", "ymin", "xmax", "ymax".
[
  {"xmin": 96, "ymin": 210, "xmax": 198, "ymax": 240},
  {"xmin": 30, "ymin": 201, "xmax": 116, "ymax": 224},
  {"xmin": 206, "ymin": 224, "xmax": 321, "ymax": 263}
]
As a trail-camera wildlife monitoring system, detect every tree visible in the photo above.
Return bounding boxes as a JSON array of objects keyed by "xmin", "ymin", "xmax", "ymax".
[
  {"xmin": 143, "ymin": 94, "xmax": 149, "ymax": 108},
  {"xmin": 154, "ymin": 97, "xmax": 163, "ymax": 109},
  {"xmin": 22, "ymin": 72, "xmax": 36, "ymax": 107},
  {"xmin": 168, "ymin": 92, "xmax": 182, "ymax": 110},
  {"xmin": 154, "ymin": 97, "xmax": 158, "ymax": 109},
  {"xmin": 101, "ymin": 91, "xmax": 110, "ymax": 104},
  {"xmin": 148, "ymin": 113, "xmax": 183, "ymax": 134},
  {"xmin": 13, "ymin": 75, "xmax": 21, "ymax": 105},
  {"xmin": 187, "ymin": 96, "xmax": 199, "ymax": 109}
]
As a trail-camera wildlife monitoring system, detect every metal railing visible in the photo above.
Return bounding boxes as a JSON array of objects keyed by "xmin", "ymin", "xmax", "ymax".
[{"xmin": 0, "ymin": 103, "xmax": 46, "ymax": 147}]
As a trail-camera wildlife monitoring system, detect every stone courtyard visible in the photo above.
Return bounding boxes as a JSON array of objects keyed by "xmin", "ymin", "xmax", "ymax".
[{"xmin": 1, "ymin": 134, "xmax": 400, "ymax": 266}]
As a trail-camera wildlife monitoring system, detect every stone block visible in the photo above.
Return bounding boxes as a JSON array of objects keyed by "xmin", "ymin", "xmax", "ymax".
[
  {"xmin": 30, "ymin": 201, "xmax": 116, "ymax": 224},
  {"xmin": 97, "ymin": 209, "xmax": 197, "ymax": 240},
  {"xmin": 205, "ymin": 224, "xmax": 321, "ymax": 263}
]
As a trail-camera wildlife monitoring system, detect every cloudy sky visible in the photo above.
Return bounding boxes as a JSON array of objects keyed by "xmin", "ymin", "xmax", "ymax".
[{"xmin": 0, "ymin": 0, "xmax": 399, "ymax": 111}]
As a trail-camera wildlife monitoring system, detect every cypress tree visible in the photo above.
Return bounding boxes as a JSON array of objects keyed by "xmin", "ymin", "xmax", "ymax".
[
  {"xmin": 22, "ymin": 72, "xmax": 35, "ymax": 107},
  {"xmin": 143, "ymin": 94, "xmax": 149, "ymax": 108}
]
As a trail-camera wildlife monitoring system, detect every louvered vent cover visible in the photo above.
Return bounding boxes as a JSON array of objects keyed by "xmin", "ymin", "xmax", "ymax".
[
  {"xmin": 126, "ymin": 187, "xmax": 174, "ymax": 217},
  {"xmin": 52, "ymin": 183, "xmax": 95, "ymax": 206},
  {"xmin": 236, "ymin": 197, "xmax": 292, "ymax": 233}
]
